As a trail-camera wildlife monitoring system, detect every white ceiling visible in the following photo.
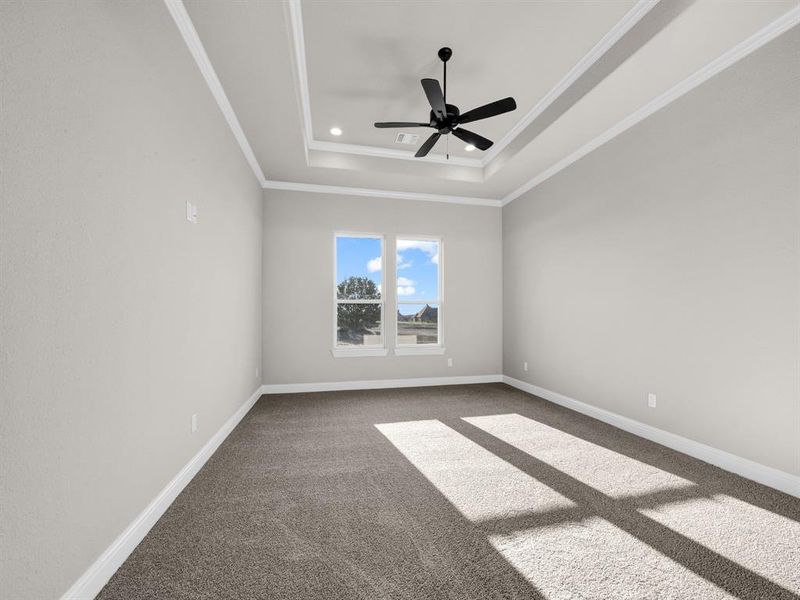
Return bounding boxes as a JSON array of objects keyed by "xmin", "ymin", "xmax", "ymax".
[
  {"xmin": 303, "ymin": 0, "xmax": 637, "ymax": 159},
  {"xmin": 179, "ymin": 0, "xmax": 799, "ymax": 205}
]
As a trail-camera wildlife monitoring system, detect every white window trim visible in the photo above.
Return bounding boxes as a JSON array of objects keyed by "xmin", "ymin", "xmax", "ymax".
[
  {"xmin": 333, "ymin": 232, "xmax": 386, "ymax": 358},
  {"xmin": 394, "ymin": 346, "xmax": 446, "ymax": 356},
  {"xmin": 332, "ymin": 347, "xmax": 389, "ymax": 358},
  {"xmin": 395, "ymin": 235, "xmax": 445, "ymax": 356}
]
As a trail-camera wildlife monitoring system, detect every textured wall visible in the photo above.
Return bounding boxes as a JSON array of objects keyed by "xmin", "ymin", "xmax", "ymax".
[
  {"xmin": 0, "ymin": 2, "xmax": 263, "ymax": 597},
  {"xmin": 503, "ymin": 29, "xmax": 800, "ymax": 475},
  {"xmin": 262, "ymin": 191, "xmax": 502, "ymax": 384}
]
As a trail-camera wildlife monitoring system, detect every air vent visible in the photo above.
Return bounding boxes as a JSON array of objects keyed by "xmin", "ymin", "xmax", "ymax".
[{"xmin": 395, "ymin": 132, "xmax": 419, "ymax": 145}]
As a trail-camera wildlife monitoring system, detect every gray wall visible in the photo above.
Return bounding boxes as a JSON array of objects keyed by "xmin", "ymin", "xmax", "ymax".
[
  {"xmin": 0, "ymin": 3, "xmax": 263, "ymax": 598},
  {"xmin": 263, "ymin": 191, "xmax": 502, "ymax": 384},
  {"xmin": 503, "ymin": 30, "xmax": 800, "ymax": 475},
  {"xmin": 1, "ymin": 1, "xmax": 797, "ymax": 597}
]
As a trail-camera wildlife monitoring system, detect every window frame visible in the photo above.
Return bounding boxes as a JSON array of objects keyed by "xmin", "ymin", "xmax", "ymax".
[
  {"xmin": 394, "ymin": 235, "xmax": 445, "ymax": 356},
  {"xmin": 332, "ymin": 232, "xmax": 388, "ymax": 358}
]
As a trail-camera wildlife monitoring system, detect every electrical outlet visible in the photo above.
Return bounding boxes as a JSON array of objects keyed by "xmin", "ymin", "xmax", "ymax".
[
  {"xmin": 648, "ymin": 393, "xmax": 657, "ymax": 408},
  {"xmin": 191, "ymin": 413, "xmax": 198, "ymax": 433},
  {"xmin": 447, "ymin": 358, "xmax": 453, "ymax": 368},
  {"xmin": 523, "ymin": 362, "xmax": 528, "ymax": 372}
]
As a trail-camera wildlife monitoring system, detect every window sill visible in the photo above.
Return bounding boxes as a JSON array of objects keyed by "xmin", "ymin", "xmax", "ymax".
[
  {"xmin": 394, "ymin": 346, "xmax": 446, "ymax": 356},
  {"xmin": 331, "ymin": 347, "xmax": 389, "ymax": 358}
]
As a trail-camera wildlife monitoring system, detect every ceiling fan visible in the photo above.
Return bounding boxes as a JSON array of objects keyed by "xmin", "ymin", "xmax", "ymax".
[{"xmin": 374, "ymin": 47, "xmax": 517, "ymax": 158}]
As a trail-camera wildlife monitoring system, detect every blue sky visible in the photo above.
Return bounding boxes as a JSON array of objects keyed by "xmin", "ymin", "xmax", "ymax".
[{"xmin": 336, "ymin": 237, "xmax": 439, "ymax": 303}]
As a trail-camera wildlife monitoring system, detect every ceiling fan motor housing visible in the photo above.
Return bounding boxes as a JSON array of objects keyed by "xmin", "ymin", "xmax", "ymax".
[{"xmin": 431, "ymin": 104, "xmax": 460, "ymax": 134}]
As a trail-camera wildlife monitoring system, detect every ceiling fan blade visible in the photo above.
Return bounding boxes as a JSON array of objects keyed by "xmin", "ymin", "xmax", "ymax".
[
  {"xmin": 458, "ymin": 97, "xmax": 517, "ymax": 125},
  {"xmin": 374, "ymin": 122, "xmax": 431, "ymax": 128},
  {"xmin": 421, "ymin": 78, "xmax": 446, "ymax": 120},
  {"xmin": 452, "ymin": 127, "xmax": 493, "ymax": 151},
  {"xmin": 415, "ymin": 132, "xmax": 441, "ymax": 158}
]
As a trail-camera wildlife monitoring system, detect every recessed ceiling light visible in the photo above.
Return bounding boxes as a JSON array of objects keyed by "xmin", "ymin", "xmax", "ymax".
[
  {"xmin": 464, "ymin": 144, "xmax": 476, "ymax": 152},
  {"xmin": 330, "ymin": 127, "xmax": 342, "ymax": 136}
]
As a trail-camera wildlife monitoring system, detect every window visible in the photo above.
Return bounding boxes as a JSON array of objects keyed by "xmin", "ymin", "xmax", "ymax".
[
  {"xmin": 395, "ymin": 237, "xmax": 443, "ymax": 354},
  {"xmin": 333, "ymin": 234, "xmax": 386, "ymax": 356}
]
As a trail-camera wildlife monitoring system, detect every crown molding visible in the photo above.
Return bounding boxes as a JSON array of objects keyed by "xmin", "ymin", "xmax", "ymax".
[
  {"xmin": 164, "ymin": 0, "xmax": 267, "ymax": 187},
  {"xmin": 285, "ymin": 0, "xmax": 313, "ymax": 162},
  {"xmin": 262, "ymin": 180, "xmax": 501, "ymax": 207},
  {"xmin": 481, "ymin": 0, "xmax": 659, "ymax": 166},
  {"xmin": 501, "ymin": 4, "xmax": 800, "ymax": 206},
  {"xmin": 165, "ymin": 0, "xmax": 496, "ymax": 207},
  {"xmin": 285, "ymin": 0, "xmax": 658, "ymax": 171},
  {"xmin": 308, "ymin": 139, "xmax": 483, "ymax": 168},
  {"xmin": 286, "ymin": 0, "xmax": 480, "ymax": 168},
  {"xmin": 169, "ymin": 0, "xmax": 799, "ymax": 210}
]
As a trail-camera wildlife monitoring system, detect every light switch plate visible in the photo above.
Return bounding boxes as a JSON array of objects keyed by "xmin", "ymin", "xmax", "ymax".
[{"xmin": 186, "ymin": 201, "xmax": 198, "ymax": 224}]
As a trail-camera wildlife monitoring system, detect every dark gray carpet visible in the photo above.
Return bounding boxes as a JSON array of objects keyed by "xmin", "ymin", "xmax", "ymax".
[{"xmin": 97, "ymin": 383, "xmax": 800, "ymax": 600}]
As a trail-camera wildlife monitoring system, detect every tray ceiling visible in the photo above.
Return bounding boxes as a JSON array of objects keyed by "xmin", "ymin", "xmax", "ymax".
[{"xmin": 178, "ymin": 0, "xmax": 800, "ymax": 205}]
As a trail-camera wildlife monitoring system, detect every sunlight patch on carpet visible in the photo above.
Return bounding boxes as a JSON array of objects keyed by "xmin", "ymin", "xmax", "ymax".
[
  {"xmin": 490, "ymin": 517, "xmax": 730, "ymax": 600},
  {"xmin": 376, "ymin": 419, "xmax": 734, "ymax": 599},
  {"xmin": 640, "ymin": 494, "xmax": 800, "ymax": 593},
  {"xmin": 463, "ymin": 413, "xmax": 694, "ymax": 498},
  {"xmin": 375, "ymin": 419, "xmax": 575, "ymax": 521}
]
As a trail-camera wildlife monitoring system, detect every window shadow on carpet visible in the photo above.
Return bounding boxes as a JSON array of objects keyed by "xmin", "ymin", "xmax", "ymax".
[{"xmin": 374, "ymin": 413, "xmax": 799, "ymax": 599}]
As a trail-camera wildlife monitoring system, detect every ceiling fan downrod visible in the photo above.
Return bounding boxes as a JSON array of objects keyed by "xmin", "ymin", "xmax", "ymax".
[
  {"xmin": 439, "ymin": 47, "xmax": 452, "ymax": 159},
  {"xmin": 439, "ymin": 46, "xmax": 451, "ymax": 105}
]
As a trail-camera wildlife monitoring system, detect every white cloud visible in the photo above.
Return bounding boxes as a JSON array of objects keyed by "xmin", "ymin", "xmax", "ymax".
[
  {"xmin": 397, "ymin": 240, "xmax": 439, "ymax": 265},
  {"xmin": 396, "ymin": 254, "xmax": 412, "ymax": 270},
  {"xmin": 397, "ymin": 276, "xmax": 415, "ymax": 286},
  {"xmin": 366, "ymin": 256, "xmax": 382, "ymax": 272},
  {"xmin": 397, "ymin": 240, "xmax": 438, "ymax": 255},
  {"xmin": 377, "ymin": 284, "xmax": 382, "ymax": 295},
  {"xmin": 397, "ymin": 286, "xmax": 416, "ymax": 296}
]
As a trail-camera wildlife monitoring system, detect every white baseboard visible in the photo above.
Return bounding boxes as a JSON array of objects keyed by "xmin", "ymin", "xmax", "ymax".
[
  {"xmin": 61, "ymin": 385, "xmax": 265, "ymax": 600},
  {"xmin": 262, "ymin": 374, "xmax": 502, "ymax": 394},
  {"xmin": 502, "ymin": 376, "xmax": 800, "ymax": 498}
]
